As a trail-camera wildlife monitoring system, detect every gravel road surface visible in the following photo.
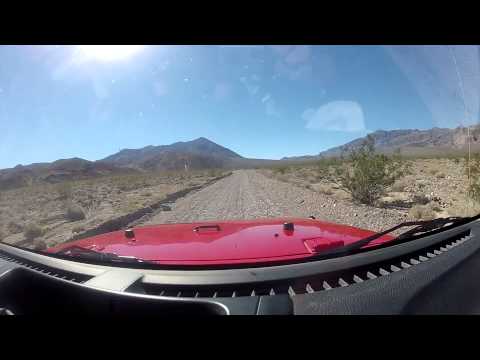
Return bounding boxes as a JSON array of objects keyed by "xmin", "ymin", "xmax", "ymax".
[{"xmin": 143, "ymin": 170, "xmax": 408, "ymax": 232}]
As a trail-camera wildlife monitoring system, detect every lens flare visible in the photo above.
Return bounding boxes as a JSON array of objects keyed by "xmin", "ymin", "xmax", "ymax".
[{"xmin": 77, "ymin": 45, "xmax": 145, "ymax": 62}]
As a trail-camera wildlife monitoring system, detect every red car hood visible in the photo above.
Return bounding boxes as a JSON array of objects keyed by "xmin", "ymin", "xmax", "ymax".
[{"xmin": 46, "ymin": 218, "xmax": 394, "ymax": 266}]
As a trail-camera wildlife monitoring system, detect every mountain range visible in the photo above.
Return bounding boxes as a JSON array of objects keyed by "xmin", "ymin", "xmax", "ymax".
[
  {"xmin": 283, "ymin": 126, "xmax": 480, "ymax": 160},
  {"xmin": 100, "ymin": 137, "xmax": 243, "ymax": 171},
  {"xmin": 0, "ymin": 138, "xmax": 277, "ymax": 190},
  {"xmin": 1, "ymin": 126, "xmax": 479, "ymax": 190}
]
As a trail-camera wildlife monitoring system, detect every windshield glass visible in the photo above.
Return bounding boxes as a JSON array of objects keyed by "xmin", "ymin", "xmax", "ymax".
[{"xmin": 0, "ymin": 45, "xmax": 478, "ymax": 264}]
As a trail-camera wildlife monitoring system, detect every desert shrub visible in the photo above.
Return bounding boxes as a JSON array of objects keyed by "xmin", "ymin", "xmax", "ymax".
[
  {"xmin": 449, "ymin": 199, "xmax": 480, "ymax": 217},
  {"xmin": 453, "ymin": 157, "xmax": 461, "ymax": 165},
  {"xmin": 436, "ymin": 173, "xmax": 446, "ymax": 179},
  {"xmin": 315, "ymin": 158, "xmax": 342, "ymax": 181},
  {"xmin": 465, "ymin": 152, "xmax": 480, "ymax": 203},
  {"xmin": 274, "ymin": 166, "xmax": 289, "ymax": 175},
  {"xmin": 24, "ymin": 223, "xmax": 44, "ymax": 241},
  {"xmin": 333, "ymin": 135, "xmax": 408, "ymax": 205},
  {"xmin": 77, "ymin": 192, "xmax": 101, "ymax": 218},
  {"xmin": 391, "ymin": 178, "xmax": 408, "ymax": 192},
  {"xmin": 316, "ymin": 159, "xmax": 330, "ymax": 175},
  {"xmin": 7, "ymin": 221, "xmax": 23, "ymax": 234},
  {"xmin": 33, "ymin": 240, "xmax": 47, "ymax": 251},
  {"xmin": 55, "ymin": 182, "xmax": 73, "ymax": 200},
  {"xmin": 317, "ymin": 184, "xmax": 333, "ymax": 195},
  {"xmin": 121, "ymin": 199, "xmax": 143, "ymax": 214},
  {"xmin": 412, "ymin": 194, "xmax": 430, "ymax": 205},
  {"xmin": 115, "ymin": 175, "xmax": 151, "ymax": 192},
  {"xmin": 71, "ymin": 225, "xmax": 85, "ymax": 234},
  {"xmin": 207, "ymin": 169, "xmax": 221, "ymax": 178},
  {"xmin": 403, "ymin": 161, "xmax": 414, "ymax": 176},
  {"xmin": 65, "ymin": 203, "xmax": 86, "ymax": 221},
  {"xmin": 408, "ymin": 204, "xmax": 436, "ymax": 220},
  {"xmin": 429, "ymin": 169, "xmax": 439, "ymax": 176}
]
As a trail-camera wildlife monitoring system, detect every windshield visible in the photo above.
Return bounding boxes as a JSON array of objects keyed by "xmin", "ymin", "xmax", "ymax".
[{"xmin": 0, "ymin": 45, "xmax": 478, "ymax": 265}]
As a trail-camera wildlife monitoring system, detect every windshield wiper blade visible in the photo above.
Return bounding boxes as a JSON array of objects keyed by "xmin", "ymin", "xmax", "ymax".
[
  {"xmin": 312, "ymin": 216, "xmax": 472, "ymax": 259},
  {"xmin": 55, "ymin": 245, "xmax": 146, "ymax": 264}
]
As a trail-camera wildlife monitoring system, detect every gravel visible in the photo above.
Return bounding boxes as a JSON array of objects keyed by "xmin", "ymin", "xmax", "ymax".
[{"xmin": 143, "ymin": 169, "xmax": 408, "ymax": 232}]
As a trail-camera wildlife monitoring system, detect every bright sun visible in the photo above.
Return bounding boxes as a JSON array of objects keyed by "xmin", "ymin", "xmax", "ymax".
[{"xmin": 76, "ymin": 45, "xmax": 145, "ymax": 62}]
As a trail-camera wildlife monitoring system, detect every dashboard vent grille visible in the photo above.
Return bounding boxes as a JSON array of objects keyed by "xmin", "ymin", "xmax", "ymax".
[
  {"xmin": 0, "ymin": 250, "xmax": 92, "ymax": 283},
  {"xmin": 133, "ymin": 230, "xmax": 473, "ymax": 299}
]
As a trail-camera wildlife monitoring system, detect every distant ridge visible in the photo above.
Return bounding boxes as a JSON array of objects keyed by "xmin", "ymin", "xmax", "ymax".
[
  {"xmin": 4, "ymin": 127, "xmax": 478, "ymax": 190},
  {"xmin": 0, "ymin": 137, "xmax": 279, "ymax": 190},
  {"xmin": 283, "ymin": 126, "xmax": 480, "ymax": 160},
  {"xmin": 0, "ymin": 157, "xmax": 136, "ymax": 190},
  {"xmin": 100, "ymin": 137, "xmax": 243, "ymax": 170}
]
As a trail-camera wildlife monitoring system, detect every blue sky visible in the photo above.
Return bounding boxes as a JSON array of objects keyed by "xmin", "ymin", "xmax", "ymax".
[{"xmin": 0, "ymin": 45, "xmax": 479, "ymax": 169}]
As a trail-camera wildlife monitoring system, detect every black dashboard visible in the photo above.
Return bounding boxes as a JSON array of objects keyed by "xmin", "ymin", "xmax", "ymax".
[{"xmin": 1, "ymin": 219, "xmax": 480, "ymax": 315}]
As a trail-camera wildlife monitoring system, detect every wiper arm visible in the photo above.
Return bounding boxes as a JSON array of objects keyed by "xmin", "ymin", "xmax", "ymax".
[
  {"xmin": 313, "ymin": 216, "xmax": 472, "ymax": 260},
  {"xmin": 55, "ymin": 245, "xmax": 147, "ymax": 264}
]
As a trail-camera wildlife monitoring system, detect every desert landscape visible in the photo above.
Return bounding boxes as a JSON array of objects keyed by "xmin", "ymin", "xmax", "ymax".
[
  {"xmin": 1, "ymin": 127, "xmax": 480, "ymax": 251},
  {"xmin": 0, "ymin": 169, "xmax": 230, "ymax": 250}
]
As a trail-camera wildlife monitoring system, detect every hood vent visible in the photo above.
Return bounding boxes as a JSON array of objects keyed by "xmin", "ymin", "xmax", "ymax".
[
  {"xmin": 0, "ymin": 250, "xmax": 92, "ymax": 283},
  {"xmin": 130, "ymin": 230, "xmax": 472, "ymax": 299}
]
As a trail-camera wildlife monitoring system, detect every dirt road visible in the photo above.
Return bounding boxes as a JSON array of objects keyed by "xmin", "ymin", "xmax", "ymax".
[{"xmin": 143, "ymin": 170, "xmax": 408, "ymax": 232}]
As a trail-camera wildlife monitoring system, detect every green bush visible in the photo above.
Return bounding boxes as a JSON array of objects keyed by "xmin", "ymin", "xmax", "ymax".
[
  {"xmin": 24, "ymin": 223, "xmax": 44, "ymax": 241},
  {"xmin": 334, "ymin": 135, "xmax": 407, "ymax": 205},
  {"xmin": 315, "ymin": 158, "xmax": 341, "ymax": 181}
]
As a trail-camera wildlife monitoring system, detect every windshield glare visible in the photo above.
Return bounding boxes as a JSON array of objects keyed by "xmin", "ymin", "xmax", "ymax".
[{"xmin": 0, "ymin": 45, "xmax": 478, "ymax": 264}]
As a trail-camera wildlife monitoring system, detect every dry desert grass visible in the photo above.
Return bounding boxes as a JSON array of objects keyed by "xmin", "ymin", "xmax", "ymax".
[{"xmin": 0, "ymin": 169, "xmax": 228, "ymax": 249}]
